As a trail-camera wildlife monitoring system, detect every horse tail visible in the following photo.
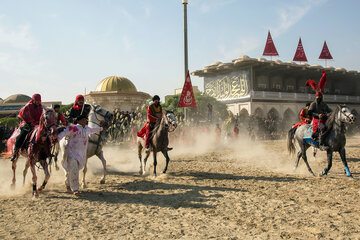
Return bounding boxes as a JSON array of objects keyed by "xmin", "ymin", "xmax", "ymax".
[{"xmin": 287, "ymin": 127, "xmax": 297, "ymax": 155}]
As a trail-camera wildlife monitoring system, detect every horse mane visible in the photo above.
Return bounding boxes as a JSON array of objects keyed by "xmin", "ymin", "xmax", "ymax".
[{"xmin": 325, "ymin": 105, "xmax": 340, "ymax": 130}]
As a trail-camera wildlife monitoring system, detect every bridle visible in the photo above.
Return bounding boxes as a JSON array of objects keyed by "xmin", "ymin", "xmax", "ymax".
[
  {"xmin": 163, "ymin": 111, "xmax": 177, "ymax": 132},
  {"xmin": 339, "ymin": 106, "xmax": 354, "ymax": 124}
]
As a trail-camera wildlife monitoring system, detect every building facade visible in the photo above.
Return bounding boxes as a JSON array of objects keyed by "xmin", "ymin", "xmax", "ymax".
[
  {"xmin": 85, "ymin": 76, "xmax": 150, "ymax": 112},
  {"xmin": 192, "ymin": 55, "xmax": 360, "ymax": 121}
]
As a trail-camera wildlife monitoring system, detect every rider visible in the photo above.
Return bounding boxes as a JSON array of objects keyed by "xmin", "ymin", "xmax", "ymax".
[
  {"xmin": 10, "ymin": 94, "xmax": 43, "ymax": 161},
  {"xmin": 53, "ymin": 104, "xmax": 66, "ymax": 126},
  {"xmin": 292, "ymin": 103, "xmax": 312, "ymax": 128},
  {"xmin": 308, "ymin": 91, "xmax": 332, "ymax": 149},
  {"xmin": 68, "ymin": 95, "xmax": 91, "ymax": 124},
  {"xmin": 137, "ymin": 95, "xmax": 163, "ymax": 152}
]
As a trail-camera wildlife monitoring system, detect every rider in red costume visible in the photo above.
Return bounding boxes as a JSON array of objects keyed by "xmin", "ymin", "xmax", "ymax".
[
  {"xmin": 10, "ymin": 94, "xmax": 43, "ymax": 161},
  {"xmin": 292, "ymin": 103, "xmax": 312, "ymax": 129},
  {"xmin": 137, "ymin": 95, "xmax": 163, "ymax": 152}
]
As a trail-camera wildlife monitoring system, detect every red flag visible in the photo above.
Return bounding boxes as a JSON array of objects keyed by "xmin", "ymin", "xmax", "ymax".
[
  {"xmin": 293, "ymin": 37, "xmax": 308, "ymax": 62},
  {"xmin": 263, "ymin": 31, "xmax": 279, "ymax": 56},
  {"xmin": 319, "ymin": 41, "xmax": 333, "ymax": 60},
  {"xmin": 178, "ymin": 72, "xmax": 197, "ymax": 108}
]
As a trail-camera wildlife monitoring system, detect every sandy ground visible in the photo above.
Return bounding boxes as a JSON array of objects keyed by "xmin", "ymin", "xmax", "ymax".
[{"xmin": 0, "ymin": 136, "xmax": 360, "ymax": 239}]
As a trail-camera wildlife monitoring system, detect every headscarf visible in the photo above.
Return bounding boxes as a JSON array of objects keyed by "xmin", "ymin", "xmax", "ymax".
[
  {"xmin": 30, "ymin": 94, "xmax": 42, "ymax": 104},
  {"xmin": 73, "ymin": 95, "xmax": 85, "ymax": 110}
]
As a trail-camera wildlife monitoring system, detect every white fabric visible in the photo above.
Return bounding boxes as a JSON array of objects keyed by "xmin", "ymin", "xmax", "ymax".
[
  {"xmin": 58, "ymin": 124, "xmax": 102, "ymax": 171},
  {"xmin": 65, "ymin": 156, "xmax": 79, "ymax": 192}
]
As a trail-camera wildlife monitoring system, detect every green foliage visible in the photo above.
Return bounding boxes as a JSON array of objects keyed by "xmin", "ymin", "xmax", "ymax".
[
  {"xmin": 0, "ymin": 117, "xmax": 19, "ymax": 128},
  {"xmin": 60, "ymin": 103, "xmax": 73, "ymax": 114},
  {"xmin": 162, "ymin": 93, "xmax": 228, "ymax": 121}
]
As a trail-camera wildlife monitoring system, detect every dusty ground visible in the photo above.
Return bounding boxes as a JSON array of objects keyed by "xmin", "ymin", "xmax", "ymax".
[{"xmin": 0, "ymin": 136, "xmax": 360, "ymax": 239}]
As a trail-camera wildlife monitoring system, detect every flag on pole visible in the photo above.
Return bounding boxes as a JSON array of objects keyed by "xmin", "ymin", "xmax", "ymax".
[
  {"xmin": 178, "ymin": 71, "xmax": 197, "ymax": 108},
  {"xmin": 262, "ymin": 31, "xmax": 279, "ymax": 56},
  {"xmin": 319, "ymin": 41, "xmax": 333, "ymax": 60},
  {"xmin": 293, "ymin": 37, "xmax": 308, "ymax": 62}
]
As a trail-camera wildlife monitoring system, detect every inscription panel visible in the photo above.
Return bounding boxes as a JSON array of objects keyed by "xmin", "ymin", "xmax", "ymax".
[{"xmin": 204, "ymin": 70, "xmax": 250, "ymax": 100}]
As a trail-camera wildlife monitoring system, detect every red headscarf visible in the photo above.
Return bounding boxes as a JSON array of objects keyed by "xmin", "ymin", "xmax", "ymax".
[
  {"xmin": 30, "ymin": 94, "xmax": 42, "ymax": 104},
  {"xmin": 73, "ymin": 95, "xmax": 85, "ymax": 110}
]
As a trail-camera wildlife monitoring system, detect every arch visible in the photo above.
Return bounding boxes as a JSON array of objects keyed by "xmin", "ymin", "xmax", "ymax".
[
  {"xmin": 267, "ymin": 108, "xmax": 279, "ymax": 120},
  {"xmin": 239, "ymin": 108, "xmax": 249, "ymax": 117},
  {"xmin": 283, "ymin": 108, "xmax": 296, "ymax": 121},
  {"xmin": 254, "ymin": 108, "xmax": 264, "ymax": 118}
]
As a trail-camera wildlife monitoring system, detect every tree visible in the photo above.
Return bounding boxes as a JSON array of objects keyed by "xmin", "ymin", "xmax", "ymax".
[{"xmin": 162, "ymin": 93, "xmax": 228, "ymax": 122}]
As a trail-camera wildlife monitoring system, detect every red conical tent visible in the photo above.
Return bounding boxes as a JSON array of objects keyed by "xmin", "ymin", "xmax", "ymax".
[
  {"xmin": 263, "ymin": 31, "xmax": 279, "ymax": 56},
  {"xmin": 319, "ymin": 41, "xmax": 333, "ymax": 60},
  {"xmin": 293, "ymin": 37, "xmax": 308, "ymax": 62}
]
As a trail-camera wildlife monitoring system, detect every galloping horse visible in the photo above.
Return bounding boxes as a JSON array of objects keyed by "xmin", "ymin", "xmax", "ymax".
[
  {"xmin": 8, "ymin": 108, "xmax": 57, "ymax": 197},
  {"xmin": 59, "ymin": 105, "xmax": 113, "ymax": 188},
  {"xmin": 287, "ymin": 105, "xmax": 356, "ymax": 176},
  {"xmin": 137, "ymin": 110, "xmax": 177, "ymax": 176}
]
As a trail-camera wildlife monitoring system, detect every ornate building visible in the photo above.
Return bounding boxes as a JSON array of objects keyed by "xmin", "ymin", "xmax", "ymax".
[
  {"xmin": 85, "ymin": 76, "xmax": 150, "ymax": 112},
  {"xmin": 192, "ymin": 55, "xmax": 360, "ymax": 121}
]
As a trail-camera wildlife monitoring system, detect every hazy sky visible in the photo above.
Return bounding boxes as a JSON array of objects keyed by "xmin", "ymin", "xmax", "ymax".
[{"xmin": 0, "ymin": 0, "xmax": 359, "ymax": 104}]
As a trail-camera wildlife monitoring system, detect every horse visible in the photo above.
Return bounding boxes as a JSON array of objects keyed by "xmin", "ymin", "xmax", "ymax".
[
  {"xmin": 287, "ymin": 105, "xmax": 356, "ymax": 176},
  {"xmin": 137, "ymin": 110, "xmax": 177, "ymax": 176},
  {"xmin": 8, "ymin": 108, "xmax": 57, "ymax": 197},
  {"xmin": 59, "ymin": 105, "xmax": 113, "ymax": 188}
]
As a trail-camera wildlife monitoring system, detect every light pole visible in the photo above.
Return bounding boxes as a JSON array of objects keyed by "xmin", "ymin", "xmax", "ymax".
[
  {"xmin": 182, "ymin": 0, "xmax": 188, "ymax": 120},
  {"xmin": 183, "ymin": 0, "xmax": 188, "ymax": 79}
]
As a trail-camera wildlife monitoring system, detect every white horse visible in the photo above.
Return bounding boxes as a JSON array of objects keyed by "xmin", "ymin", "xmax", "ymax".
[{"xmin": 59, "ymin": 105, "xmax": 113, "ymax": 188}]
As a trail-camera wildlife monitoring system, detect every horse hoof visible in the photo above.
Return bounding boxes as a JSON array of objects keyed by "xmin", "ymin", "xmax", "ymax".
[
  {"xmin": 37, "ymin": 187, "xmax": 44, "ymax": 192},
  {"xmin": 33, "ymin": 192, "xmax": 39, "ymax": 199},
  {"xmin": 10, "ymin": 183, "xmax": 16, "ymax": 190},
  {"xmin": 321, "ymin": 170, "xmax": 327, "ymax": 176},
  {"xmin": 82, "ymin": 183, "xmax": 87, "ymax": 189},
  {"xmin": 100, "ymin": 179, "xmax": 105, "ymax": 184}
]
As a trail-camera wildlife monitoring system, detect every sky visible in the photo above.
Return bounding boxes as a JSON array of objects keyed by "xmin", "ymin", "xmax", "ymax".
[{"xmin": 0, "ymin": 0, "xmax": 359, "ymax": 104}]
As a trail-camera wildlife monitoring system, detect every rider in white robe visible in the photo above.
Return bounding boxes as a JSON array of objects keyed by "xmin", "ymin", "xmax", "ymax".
[{"xmin": 57, "ymin": 115, "xmax": 102, "ymax": 194}]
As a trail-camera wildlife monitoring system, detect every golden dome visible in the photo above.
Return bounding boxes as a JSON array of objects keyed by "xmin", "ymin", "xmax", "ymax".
[
  {"xmin": 95, "ymin": 76, "xmax": 137, "ymax": 92},
  {"xmin": 3, "ymin": 94, "xmax": 31, "ymax": 104}
]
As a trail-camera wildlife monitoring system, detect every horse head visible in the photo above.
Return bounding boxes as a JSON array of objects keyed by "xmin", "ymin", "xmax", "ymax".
[
  {"xmin": 90, "ymin": 105, "xmax": 114, "ymax": 127},
  {"xmin": 164, "ymin": 110, "xmax": 177, "ymax": 132},
  {"xmin": 36, "ymin": 108, "xmax": 58, "ymax": 144},
  {"xmin": 338, "ymin": 105, "xmax": 356, "ymax": 124}
]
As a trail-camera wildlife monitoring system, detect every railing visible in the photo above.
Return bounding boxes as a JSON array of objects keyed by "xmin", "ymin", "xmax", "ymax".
[{"xmin": 251, "ymin": 91, "xmax": 360, "ymax": 102}]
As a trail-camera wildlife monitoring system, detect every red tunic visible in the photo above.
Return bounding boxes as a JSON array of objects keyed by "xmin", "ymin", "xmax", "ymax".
[{"xmin": 18, "ymin": 101, "xmax": 43, "ymax": 127}]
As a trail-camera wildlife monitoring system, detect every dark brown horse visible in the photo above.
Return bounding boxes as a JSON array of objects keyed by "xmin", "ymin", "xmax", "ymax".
[
  {"xmin": 137, "ymin": 110, "xmax": 177, "ymax": 176},
  {"xmin": 7, "ymin": 108, "xmax": 57, "ymax": 197}
]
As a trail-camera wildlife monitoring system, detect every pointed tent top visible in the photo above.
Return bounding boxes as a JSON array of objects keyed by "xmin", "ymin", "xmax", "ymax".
[
  {"xmin": 293, "ymin": 37, "xmax": 308, "ymax": 62},
  {"xmin": 319, "ymin": 41, "xmax": 333, "ymax": 60},
  {"xmin": 263, "ymin": 30, "xmax": 279, "ymax": 56}
]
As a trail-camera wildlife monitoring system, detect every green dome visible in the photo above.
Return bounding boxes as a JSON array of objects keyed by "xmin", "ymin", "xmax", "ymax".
[
  {"xmin": 2, "ymin": 94, "xmax": 31, "ymax": 104},
  {"xmin": 95, "ymin": 76, "xmax": 137, "ymax": 92}
]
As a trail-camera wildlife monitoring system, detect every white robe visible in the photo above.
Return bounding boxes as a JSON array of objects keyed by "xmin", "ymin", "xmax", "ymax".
[{"xmin": 57, "ymin": 124, "xmax": 102, "ymax": 171}]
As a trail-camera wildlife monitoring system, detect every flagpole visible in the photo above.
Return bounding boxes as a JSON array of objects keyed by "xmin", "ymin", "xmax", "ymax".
[{"xmin": 182, "ymin": 0, "xmax": 189, "ymax": 121}]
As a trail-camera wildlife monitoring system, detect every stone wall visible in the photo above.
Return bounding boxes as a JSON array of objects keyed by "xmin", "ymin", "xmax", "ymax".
[{"xmin": 85, "ymin": 91, "xmax": 150, "ymax": 112}]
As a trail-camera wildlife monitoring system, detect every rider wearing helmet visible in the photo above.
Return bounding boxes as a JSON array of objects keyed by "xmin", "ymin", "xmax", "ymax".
[{"xmin": 10, "ymin": 94, "xmax": 43, "ymax": 161}]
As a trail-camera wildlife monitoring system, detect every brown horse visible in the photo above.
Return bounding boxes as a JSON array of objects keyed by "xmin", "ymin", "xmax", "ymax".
[
  {"xmin": 7, "ymin": 108, "xmax": 57, "ymax": 197},
  {"xmin": 137, "ymin": 110, "xmax": 177, "ymax": 176}
]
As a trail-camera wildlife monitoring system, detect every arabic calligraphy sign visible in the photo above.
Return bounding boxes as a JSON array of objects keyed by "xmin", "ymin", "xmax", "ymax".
[{"xmin": 204, "ymin": 70, "xmax": 250, "ymax": 100}]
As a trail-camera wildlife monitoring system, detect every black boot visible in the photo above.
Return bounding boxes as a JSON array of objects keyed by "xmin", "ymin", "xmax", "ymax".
[{"xmin": 318, "ymin": 133, "xmax": 328, "ymax": 150}]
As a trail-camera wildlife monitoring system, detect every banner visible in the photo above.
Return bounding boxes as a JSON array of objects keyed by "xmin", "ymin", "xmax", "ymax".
[
  {"xmin": 178, "ymin": 71, "xmax": 197, "ymax": 108},
  {"xmin": 293, "ymin": 37, "xmax": 308, "ymax": 62},
  {"xmin": 263, "ymin": 31, "xmax": 279, "ymax": 56},
  {"xmin": 319, "ymin": 41, "xmax": 333, "ymax": 60}
]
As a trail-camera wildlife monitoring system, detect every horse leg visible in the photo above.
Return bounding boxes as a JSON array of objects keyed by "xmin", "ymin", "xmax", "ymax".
[
  {"xmin": 23, "ymin": 160, "xmax": 30, "ymax": 185},
  {"xmin": 96, "ymin": 151, "xmax": 107, "ymax": 184},
  {"xmin": 54, "ymin": 152, "xmax": 59, "ymax": 171},
  {"xmin": 153, "ymin": 151, "xmax": 157, "ymax": 177},
  {"xmin": 312, "ymin": 147, "xmax": 317, "ymax": 159},
  {"xmin": 339, "ymin": 148, "xmax": 352, "ymax": 177},
  {"xmin": 321, "ymin": 150, "xmax": 333, "ymax": 176},
  {"xmin": 29, "ymin": 161, "xmax": 38, "ymax": 198},
  {"xmin": 37, "ymin": 161, "xmax": 50, "ymax": 192},
  {"xmin": 294, "ymin": 151, "xmax": 302, "ymax": 170},
  {"xmin": 138, "ymin": 144, "xmax": 144, "ymax": 175},
  {"xmin": 302, "ymin": 151, "xmax": 315, "ymax": 176},
  {"xmin": 81, "ymin": 158, "xmax": 88, "ymax": 189},
  {"xmin": 162, "ymin": 150, "xmax": 170, "ymax": 174},
  {"xmin": 11, "ymin": 156, "xmax": 19, "ymax": 189}
]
